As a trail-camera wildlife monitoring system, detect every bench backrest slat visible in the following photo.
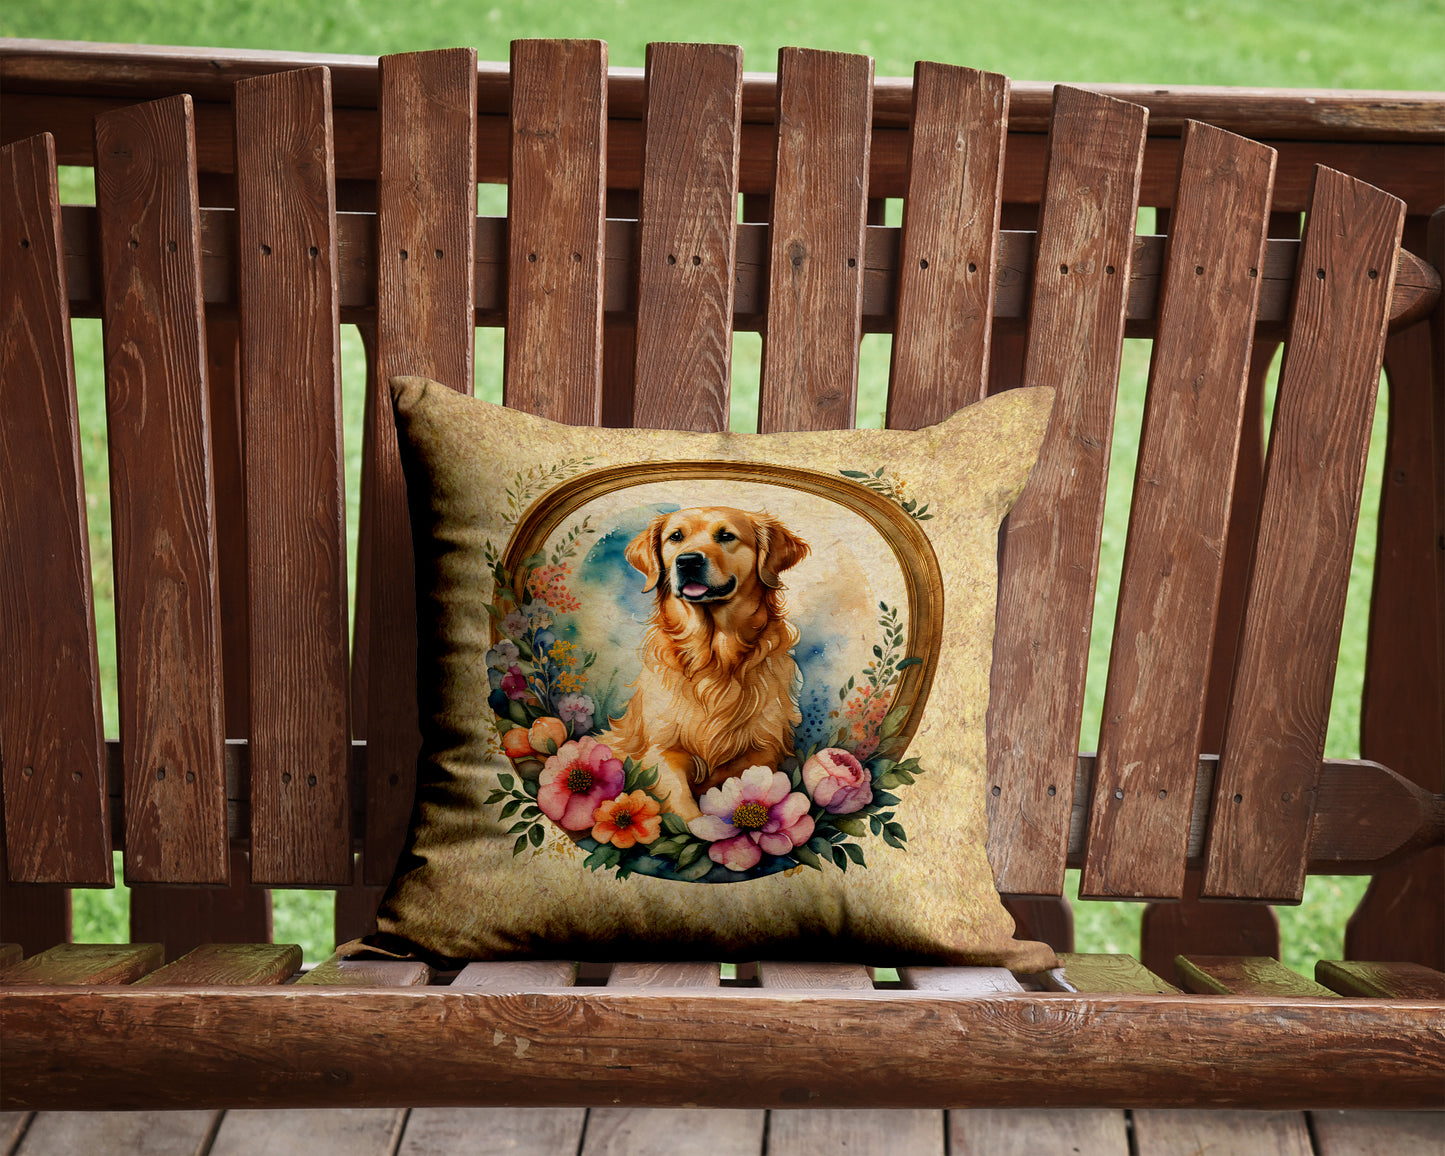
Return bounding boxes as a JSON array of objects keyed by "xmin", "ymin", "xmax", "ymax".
[
  {"xmin": 631, "ymin": 42, "xmax": 742, "ymax": 433},
  {"xmin": 93, "ymin": 95, "xmax": 229, "ymax": 884},
  {"xmin": 987, "ymin": 87, "xmax": 1149, "ymax": 896},
  {"xmin": 0, "ymin": 132, "xmax": 111, "ymax": 885},
  {"xmin": 1081, "ymin": 122, "xmax": 1277, "ymax": 901},
  {"xmin": 504, "ymin": 39, "xmax": 607, "ymax": 424},
  {"xmin": 757, "ymin": 48, "xmax": 874, "ymax": 434},
  {"xmin": 1204, "ymin": 166, "xmax": 1406, "ymax": 904},
  {"xmin": 361, "ymin": 48, "xmax": 478, "ymax": 886},
  {"xmin": 887, "ymin": 63, "xmax": 1008, "ymax": 427},
  {"xmin": 234, "ymin": 67, "xmax": 351, "ymax": 885}
]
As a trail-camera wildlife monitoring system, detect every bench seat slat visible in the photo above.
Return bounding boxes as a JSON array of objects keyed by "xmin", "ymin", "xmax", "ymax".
[
  {"xmin": 0, "ymin": 942, "xmax": 162, "ymax": 985},
  {"xmin": 1045, "ymin": 953, "xmax": 1181, "ymax": 994},
  {"xmin": 132, "ymin": 941, "xmax": 300, "ymax": 986},
  {"xmin": 757, "ymin": 961, "xmax": 872, "ymax": 990},
  {"xmin": 1204, "ymin": 167, "xmax": 1407, "ymax": 903},
  {"xmin": 297, "ymin": 954, "xmax": 432, "ymax": 987},
  {"xmin": 362, "ymin": 48, "xmax": 478, "ymax": 887},
  {"xmin": 128, "ymin": 846, "xmax": 272, "ymax": 960},
  {"xmin": 887, "ymin": 63, "xmax": 1008, "ymax": 426},
  {"xmin": 0, "ymin": 133, "xmax": 111, "ymax": 886},
  {"xmin": 897, "ymin": 966, "xmax": 1024, "ymax": 993},
  {"xmin": 451, "ymin": 960, "xmax": 579, "ymax": 988},
  {"xmin": 234, "ymin": 67, "xmax": 352, "ymax": 886},
  {"xmin": 987, "ymin": 87, "xmax": 1148, "ymax": 897},
  {"xmin": 1175, "ymin": 955, "xmax": 1337, "ymax": 997},
  {"xmin": 758, "ymin": 48, "xmax": 874, "ymax": 434},
  {"xmin": 1316, "ymin": 959, "xmax": 1445, "ymax": 999},
  {"xmin": 631, "ymin": 42, "xmax": 742, "ymax": 433},
  {"xmin": 93, "ymin": 95, "xmax": 230, "ymax": 886},
  {"xmin": 1083, "ymin": 122, "xmax": 1276, "ymax": 901}
]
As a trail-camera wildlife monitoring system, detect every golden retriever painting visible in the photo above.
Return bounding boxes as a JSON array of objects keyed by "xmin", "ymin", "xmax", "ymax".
[{"xmin": 597, "ymin": 507, "xmax": 809, "ymax": 820}]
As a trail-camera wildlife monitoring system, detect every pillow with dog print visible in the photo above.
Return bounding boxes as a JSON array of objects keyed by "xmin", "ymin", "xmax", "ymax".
[{"xmin": 371, "ymin": 375, "xmax": 1058, "ymax": 972}]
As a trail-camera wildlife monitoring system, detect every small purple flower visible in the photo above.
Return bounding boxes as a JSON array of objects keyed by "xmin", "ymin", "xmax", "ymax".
[
  {"xmin": 556, "ymin": 692, "xmax": 595, "ymax": 734},
  {"xmin": 501, "ymin": 665, "xmax": 529, "ymax": 701},
  {"xmin": 500, "ymin": 611, "xmax": 529, "ymax": 640},
  {"xmin": 486, "ymin": 639, "xmax": 520, "ymax": 670}
]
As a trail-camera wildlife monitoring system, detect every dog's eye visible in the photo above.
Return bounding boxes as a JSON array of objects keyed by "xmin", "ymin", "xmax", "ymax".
[
  {"xmin": 667, "ymin": 529, "xmax": 684, "ymax": 542},
  {"xmin": 716, "ymin": 529, "xmax": 736, "ymax": 542}
]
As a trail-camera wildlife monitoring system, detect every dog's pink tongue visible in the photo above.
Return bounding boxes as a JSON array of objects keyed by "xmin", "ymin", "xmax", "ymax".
[{"xmin": 682, "ymin": 582, "xmax": 709, "ymax": 598}]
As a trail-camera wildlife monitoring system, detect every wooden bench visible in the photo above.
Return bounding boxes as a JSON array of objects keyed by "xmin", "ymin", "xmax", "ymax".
[{"xmin": 1, "ymin": 38, "xmax": 1443, "ymax": 1117}]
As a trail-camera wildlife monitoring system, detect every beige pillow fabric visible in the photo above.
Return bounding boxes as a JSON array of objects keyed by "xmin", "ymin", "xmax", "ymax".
[{"xmin": 374, "ymin": 376, "xmax": 1057, "ymax": 971}]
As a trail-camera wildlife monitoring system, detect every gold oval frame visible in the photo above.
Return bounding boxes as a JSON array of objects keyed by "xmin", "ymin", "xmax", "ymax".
[{"xmin": 501, "ymin": 462, "xmax": 945, "ymax": 759}]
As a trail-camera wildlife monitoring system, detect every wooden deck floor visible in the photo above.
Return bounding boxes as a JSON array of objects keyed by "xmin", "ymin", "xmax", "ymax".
[{"xmin": 3, "ymin": 1109, "xmax": 1442, "ymax": 1155}]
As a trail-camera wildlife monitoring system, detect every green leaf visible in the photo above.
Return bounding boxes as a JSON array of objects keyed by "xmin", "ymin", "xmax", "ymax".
[
  {"xmin": 881, "ymin": 701, "xmax": 909, "ymax": 739},
  {"xmin": 870, "ymin": 815, "xmax": 883, "ymax": 835},
  {"xmin": 897, "ymin": 656, "xmax": 923, "ymax": 670},
  {"xmin": 792, "ymin": 844, "xmax": 823, "ymax": 871},
  {"xmin": 650, "ymin": 838, "xmax": 685, "ymax": 858},
  {"xmin": 661, "ymin": 813, "xmax": 690, "ymax": 837},
  {"xmin": 499, "ymin": 799, "xmax": 522, "ymax": 821},
  {"xmin": 513, "ymin": 833, "xmax": 530, "ymax": 856},
  {"xmin": 677, "ymin": 842, "xmax": 704, "ymax": 869},
  {"xmin": 841, "ymin": 842, "xmax": 866, "ymax": 867},
  {"xmin": 521, "ymin": 806, "xmax": 542, "ymax": 820},
  {"xmin": 633, "ymin": 766, "xmax": 659, "ymax": 790},
  {"xmin": 507, "ymin": 819, "xmax": 532, "ymax": 835},
  {"xmin": 521, "ymin": 778, "xmax": 539, "ymax": 798},
  {"xmin": 484, "ymin": 790, "xmax": 507, "ymax": 805},
  {"xmin": 788, "ymin": 765, "xmax": 803, "ymax": 791},
  {"xmin": 807, "ymin": 835, "xmax": 832, "ymax": 857},
  {"xmin": 882, "ymin": 831, "xmax": 905, "ymax": 850},
  {"xmin": 892, "ymin": 769, "xmax": 916, "ymax": 785},
  {"xmin": 827, "ymin": 827, "xmax": 848, "ymax": 843},
  {"xmin": 872, "ymin": 644, "xmax": 883, "ymax": 659},
  {"xmin": 884, "ymin": 822, "xmax": 907, "ymax": 840},
  {"xmin": 834, "ymin": 816, "xmax": 867, "ymax": 838},
  {"xmin": 507, "ymin": 700, "xmax": 528, "ymax": 726},
  {"xmin": 528, "ymin": 824, "xmax": 545, "ymax": 847},
  {"xmin": 498, "ymin": 774, "xmax": 516, "ymax": 791},
  {"xmin": 873, "ymin": 791, "xmax": 901, "ymax": 807},
  {"xmin": 839, "ymin": 469, "xmax": 870, "ymax": 479},
  {"xmin": 676, "ymin": 855, "xmax": 713, "ymax": 881},
  {"xmin": 876, "ymin": 773, "xmax": 901, "ymax": 789},
  {"xmin": 831, "ymin": 847, "xmax": 849, "ymax": 872}
]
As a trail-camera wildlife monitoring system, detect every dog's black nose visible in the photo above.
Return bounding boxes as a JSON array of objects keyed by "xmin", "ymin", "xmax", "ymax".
[{"xmin": 674, "ymin": 552, "xmax": 707, "ymax": 576}]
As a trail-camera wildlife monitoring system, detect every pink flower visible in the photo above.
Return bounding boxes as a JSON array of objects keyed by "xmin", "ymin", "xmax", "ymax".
[
  {"xmin": 500, "ymin": 664, "xmax": 529, "ymax": 701},
  {"xmin": 802, "ymin": 748, "xmax": 873, "ymax": 815},
  {"xmin": 687, "ymin": 766, "xmax": 815, "ymax": 871},
  {"xmin": 537, "ymin": 737, "xmax": 625, "ymax": 831}
]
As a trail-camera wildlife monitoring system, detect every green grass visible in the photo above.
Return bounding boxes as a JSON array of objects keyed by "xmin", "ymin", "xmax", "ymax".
[{"xmin": 23, "ymin": 0, "xmax": 1435, "ymax": 969}]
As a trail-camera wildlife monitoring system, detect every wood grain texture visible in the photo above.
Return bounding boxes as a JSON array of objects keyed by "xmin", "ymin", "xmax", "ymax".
[
  {"xmin": 631, "ymin": 43, "xmax": 742, "ymax": 432},
  {"xmin": 0, "ymin": 942, "xmax": 162, "ymax": 985},
  {"xmin": 132, "ymin": 942, "xmax": 300, "ymax": 986},
  {"xmin": 608, "ymin": 962, "xmax": 720, "ymax": 988},
  {"xmin": 769, "ymin": 1110, "xmax": 943, "ymax": 1156},
  {"xmin": 297, "ymin": 955, "xmax": 432, "ymax": 987},
  {"xmin": 14, "ymin": 1110, "xmax": 219, "ymax": 1156},
  {"xmin": 1204, "ymin": 167, "xmax": 1407, "ymax": 903},
  {"xmin": 887, "ymin": 64, "xmax": 1009, "ymax": 426},
  {"xmin": 898, "ymin": 967, "xmax": 1024, "ymax": 993},
  {"xmin": 1132, "ymin": 1110, "xmax": 1313, "ymax": 1156},
  {"xmin": 986, "ymin": 87, "xmax": 1148, "ymax": 896},
  {"xmin": 1, "ymin": 1112, "xmax": 31, "ymax": 1154},
  {"xmin": 951, "ymin": 1109, "xmax": 1128, "ymax": 1156},
  {"xmin": 1083, "ymin": 123, "xmax": 1275, "ymax": 900},
  {"xmin": 399, "ymin": 1108, "xmax": 587, "ymax": 1156},
  {"xmin": 1140, "ymin": 869, "xmax": 1280, "ymax": 981},
  {"xmin": 582, "ymin": 1109, "xmax": 763, "ymax": 1156},
  {"xmin": 757, "ymin": 48, "xmax": 874, "ymax": 434},
  {"xmin": 3, "ymin": 988, "xmax": 1442, "ymax": 1110},
  {"xmin": 1176, "ymin": 955, "xmax": 1336, "ymax": 997},
  {"xmin": 1316, "ymin": 960, "xmax": 1445, "ymax": 999},
  {"xmin": 93, "ymin": 95, "xmax": 228, "ymax": 885},
  {"xmin": 504, "ymin": 39, "xmax": 606, "ymax": 424},
  {"xmin": 0, "ymin": 133, "xmax": 111, "ymax": 885},
  {"xmin": 208, "ymin": 1109, "xmax": 404, "ymax": 1156},
  {"xmin": 451, "ymin": 960, "xmax": 579, "ymax": 988},
  {"xmin": 128, "ymin": 846, "xmax": 271, "ymax": 961},
  {"xmin": 1310, "ymin": 1110, "xmax": 1445, "ymax": 1156},
  {"xmin": 1048, "ymin": 953, "xmax": 1181, "ymax": 994},
  {"xmin": 233, "ymin": 67, "xmax": 352, "ymax": 886},
  {"xmin": 362, "ymin": 48, "xmax": 478, "ymax": 887},
  {"xmin": 0, "ymin": 870, "xmax": 69, "ymax": 958},
  {"xmin": 757, "ymin": 961, "xmax": 873, "ymax": 990},
  {"xmin": 0, "ymin": 945, "xmax": 20, "ymax": 967}
]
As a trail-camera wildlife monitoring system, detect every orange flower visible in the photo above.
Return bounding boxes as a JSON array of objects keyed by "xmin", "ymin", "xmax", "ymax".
[{"xmin": 591, "ymin": 790, "xmax": 662, "ymax": 849}]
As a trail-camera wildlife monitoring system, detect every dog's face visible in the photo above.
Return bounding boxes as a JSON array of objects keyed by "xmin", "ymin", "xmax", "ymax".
[{"xmin": 625, "ymin": 507, "xmax": 808, "ymax": 605}]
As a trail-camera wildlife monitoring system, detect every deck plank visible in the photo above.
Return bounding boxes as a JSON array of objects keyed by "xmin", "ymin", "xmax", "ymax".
[
  {"xmin": 1309, "ymin": 1111, "xmax": 1445, "ymax": 1155},
  {"xmin": 14, "ymin": 1111, "xmax": 218, "ymax": 1156},
  {"xmin": 950, "ymin": 1109, "xmax": 1128, "ymax": 1155},
  {"xmin": 1132, "ymin": 1110, "xmax": 1313, "ymax": 1156},
  {"xmin": 208, "ymin": 1109, "xmax": 403, "ymax": 1156},
  {"xmin": 583, "ymin": 1109, "xmax": 764, "ymax": 1156},
  {"xmin": 769, "ymin": 1110, "xmax": 944, "ymax": 1156},
  {"xmin": 398, "ymin": 1108, "xmax": 587, "ymax": 1156}
]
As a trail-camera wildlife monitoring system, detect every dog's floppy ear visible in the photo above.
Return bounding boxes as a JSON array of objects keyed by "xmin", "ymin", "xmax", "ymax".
[
  {"xmin": 625, "ymin": 513, "xmax": 669, "ymax": 593},
  {"xmin": 755, "ymin": 515, "xmax": 810, "ymax": 589}
]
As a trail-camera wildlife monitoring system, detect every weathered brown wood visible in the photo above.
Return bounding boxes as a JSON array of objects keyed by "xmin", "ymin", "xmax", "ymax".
[
  {"xmin": 0, "ymin": 133, "xmax": 111, "ymax": 885},
  {"xmin": 208, "ymin": 1109, "xmax": 405, "ymax": 1156},
  {"xmin": 451, "ymin": 960, "xmax": 579, "ymax": 988},
  {"xmin": 1140, "ymin": 870, "xmax": 1280, "ymax": 981},
  {"xmin": 630, "ymin": 43, "xmax": 741, "ymax": 433},
  {"xmin": 757, "ymin": 48, "xmax": 873, "ymax": 434},
  {"xmin": 332, "ymin": 849, "xmax": 383, "ymax": 946},
  {"xmin": 769, "ymin": 1110, "xmax": 943, "ymax": 1156},
  {"xmin": 582, "ymin": 1109, "xmax": 764, "ymax": 1156},
  {"xmin": 1083, "ymin": 123, "xmax": 1275, "ymax": 901},
  {"xmin": 950, "ymin": 1109, "xmax": 1128, "ymax": 1156},
  {"xmin": 608, "ymin": 962, "xmax": 720, "ymax": 988},
  {"xmin": 5, "ymin": 988, "xmax": 1441, "ymax": 1110},
  {"xmin": 987, "ymin": 87, "xmax": 1148, "ymax": 896},
  {"xmin": 898, "ymin": 967, "xmax": 1024, "ymax": 993},
  {"xmin": 0, "ymin": 871, "xmax": 70, "ymax": 958},
  {"xmin": 1317, "ymin": 960, "xmax": 1445, "ymax": 999},
  {"xmin": 1348, "ymin": 852, "xmax": 1445, "ymax": 972},
  {"xmin": 132, "ymin": 942, "xmax": 300, "ymax": 986},
  {"xmin": 0, "ymin": 946, "xmax": 20, "ymax": 967},
  {"xmin": 1047, "ymin": 953, "xmax": 1181, "ymax": 994},
  {"xmin": 1001, "ymin": 894, "xmax": 1074, "ymax": 952},
  {"xmin": 757, "ymin": 961, "xmax": 873, "ymax": 990},
  {"xmin": 297, "ymin": 954, "xmax": 432, "ymax": 987},
  {"xmin": 399, "ymin": 1108, "xmax": 588, "ymax": 1156},
  {"xmin": 128, "ymin": 846, "xmax": 271, "ymax": 961},
  {"xmin": 1176, "ymin": 955, "xmax": 1337, "ymax": 997},
  {"xmin": 360, "ymin": 49, "xmax": 478, "ymax": 887},
  {"xmin": 887, "ymin": 64, "xmax": 1008, "ymax": 426},
  {"xmin": 93, "ymin": 95, "xmax": 229, "ymax": 885},
  {"xmin": 0, "ymin": 942, "xmax": 162, "ymax": 985},
  {"xmin": 233, "ymin": 67, "xmax": 352, "ymax": 886},
  {"xmin": 504, "ymin": 39, "xmax": 606, "ymax": 424},
  {"xmin": 1, "ymin": 1112, "xmax": 31, "ymax": 1153},
  {"xmin": 1132, "ymin": 1111, "xmax": 1313, "ymax": 1156},
  {"xmin": 1204, "ymin": 167, "xmax": 1407, "ymax": 903},
  {"xmin": 1309, "ymin": 1110, "xmax": 1445, "ymax": 1156},
  {"xmin": 13, "ymin": 1110, "xmax": 220, "ymax": 1156}
]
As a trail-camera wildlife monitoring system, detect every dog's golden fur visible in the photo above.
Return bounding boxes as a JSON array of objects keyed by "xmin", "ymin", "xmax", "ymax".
[{"xmin": 598, "ymin": 506, "xmax": 809, "ymax": 820}]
